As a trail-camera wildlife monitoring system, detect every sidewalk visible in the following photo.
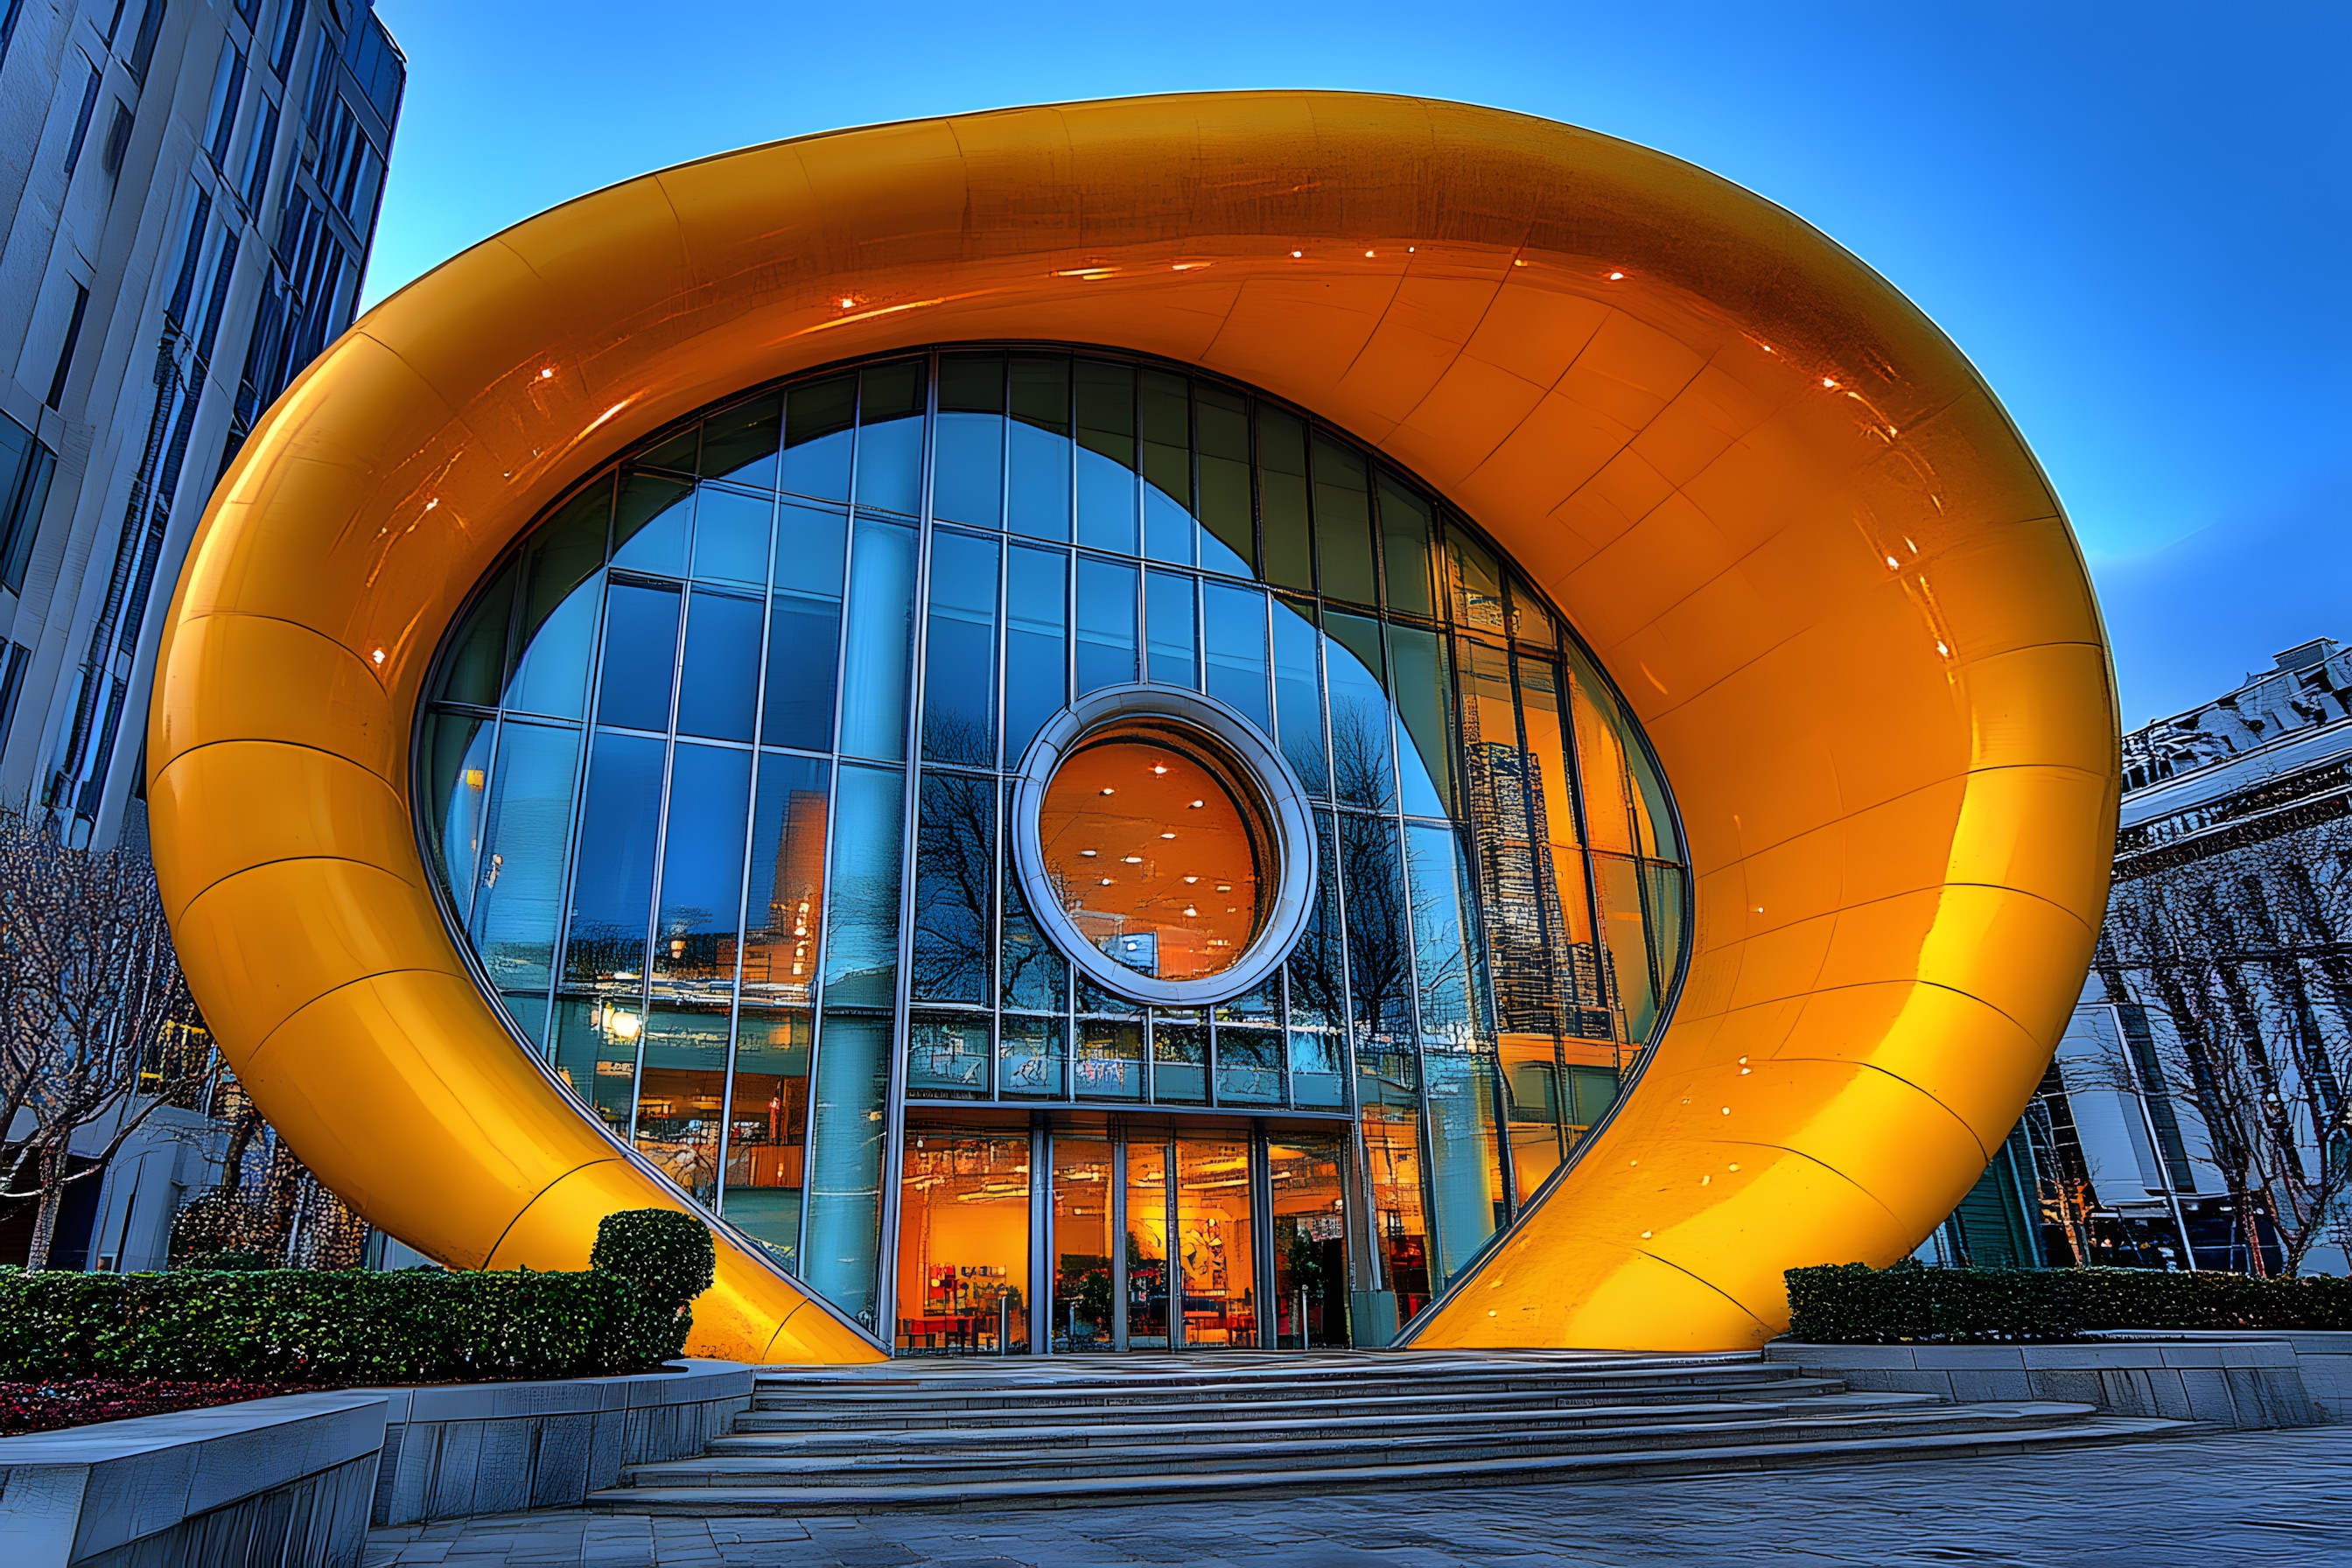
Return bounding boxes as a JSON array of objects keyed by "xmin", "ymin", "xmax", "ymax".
[{"xmin": 367, "ymin": 1427, "xmax": 2352, "ymax": 1566}]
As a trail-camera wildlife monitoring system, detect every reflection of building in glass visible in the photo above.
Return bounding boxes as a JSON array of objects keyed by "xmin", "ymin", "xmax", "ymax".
[
  {"xmin": 1929, "ymin": 639, "xmax": 2352, "ymax": 1277},
  {"xmin": 421, "ymin": 346, "xmax": 1688, "ymax": 1349}
]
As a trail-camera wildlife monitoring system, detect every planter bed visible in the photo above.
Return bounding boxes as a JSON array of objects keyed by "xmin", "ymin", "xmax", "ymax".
[{"xmin": 0, "ymin": 1376, "xmax": 291, "ymax": 1437}]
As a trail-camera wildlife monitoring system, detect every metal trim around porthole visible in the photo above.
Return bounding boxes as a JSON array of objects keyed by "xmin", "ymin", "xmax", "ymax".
[{"xmin": 1010, "ymin": 685, "xmax": 1318, "ymax": 1010}]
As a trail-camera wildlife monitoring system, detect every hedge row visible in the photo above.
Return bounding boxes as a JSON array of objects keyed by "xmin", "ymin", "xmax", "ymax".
[
  {"xmin": 0, "ymin": 1210, "xmax": 718, "ymax": 1383},
  {"xmin": 1786, "ymin": 1263, "xmax": 2352, "ymax": 1344}
]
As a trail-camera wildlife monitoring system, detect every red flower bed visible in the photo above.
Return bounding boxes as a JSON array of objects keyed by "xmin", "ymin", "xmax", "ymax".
[{"xmin": 0, "ymin": 1378, "xmax": 290, "ymax": 1437}]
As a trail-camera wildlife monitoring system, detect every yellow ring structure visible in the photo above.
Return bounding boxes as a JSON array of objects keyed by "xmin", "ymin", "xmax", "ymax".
[{"xmin": 150, "ymin": 91, "xmax": 2117, "ymax": 1360}]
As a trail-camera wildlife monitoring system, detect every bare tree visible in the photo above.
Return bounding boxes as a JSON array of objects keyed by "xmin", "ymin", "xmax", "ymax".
[
  {"xmin": 2098, "ymin": 809, "xmax": 2352, "ymax": 1275},
  {"xmin": 0, "ymin": 810, "xmax": 214, "ymax": 1269}
]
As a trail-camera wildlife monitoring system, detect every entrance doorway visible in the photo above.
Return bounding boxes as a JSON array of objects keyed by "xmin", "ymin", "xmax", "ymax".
[{"xmin": 896, "ymin": 1117, "xmax": 1354, "ymax": 1355}]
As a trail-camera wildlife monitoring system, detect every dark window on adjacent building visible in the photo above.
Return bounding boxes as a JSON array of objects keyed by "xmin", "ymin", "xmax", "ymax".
[
  {"xmin": 204, "ymin": 41, "xmax": 245, "ymax": 164},
  {"xmin": 0, "ymin": 0, "xmax": 27, "ymax": 68},
  {"xmin": 63, "ymin": 66, "xmax": 102, "ymax": 175},
  {"xmin": 0, "ymin": 641, "xmax": 30, "ymax": 747},
  {"xmin": 1, "ymin": 413, "xmax": 59, "ymax": 594},
  {"xmin": 126, "ymin": 0, "xmax": 165, "ymax": 84},
  {"xmin": 270, "ymin": 0, "xmax": 304, "ymax": 78},
  {"xmin": 101, "ymin": 101, "xmax": 134, "ymax": 175},
  {"xmin": 46, "ymin": 284, "xmax": 89, "ymax": 410}
]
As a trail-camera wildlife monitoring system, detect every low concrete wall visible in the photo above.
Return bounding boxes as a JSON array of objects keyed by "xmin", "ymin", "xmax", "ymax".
[
  {"xmin": 1765, "ymin": 1339, "xmax": 2323, "ymax": 1430},
  {"xmin": 0, "ymin": 1391, "xmax": 386, "ymax": 1568},
  {"xmin": 2082, "ymin": 1331, "xmax": 2352, "ymax": 1422},
  {"xmin": 363, "ymin": 1360, "xmax": 752, "ymax": 1526},
  {"xmin": 0, "ymin": 1362, "xmax": 752, "ymax": 1562}
]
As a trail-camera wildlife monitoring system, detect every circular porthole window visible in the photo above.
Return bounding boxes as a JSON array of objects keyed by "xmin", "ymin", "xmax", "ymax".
[{"xmin": 1011, "ymin": 687, "xmax": 1316, "ymax": 1008}]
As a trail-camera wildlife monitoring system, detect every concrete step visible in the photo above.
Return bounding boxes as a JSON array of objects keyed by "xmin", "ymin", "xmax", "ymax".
[
  {"xmin": 738, "ymin": 1374, "xmax": 1857, "ymax": 1430},
  {"xmin": 629, "ymin": 1401, "xmax": 2099, "ymax": 1488},
  {"xmin": 589, "ymin": 1415, "xmax": 2188, "ymax": 1514},
  {"xmin": 710, "ymin": 1390, "xmax": 1943, "ymax": 1457}
]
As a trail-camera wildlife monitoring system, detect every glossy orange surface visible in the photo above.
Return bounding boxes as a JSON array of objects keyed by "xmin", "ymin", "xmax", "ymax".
[{"xmin": 148, "ymin": 91, "xmax": 2115, "ymax": 1358}]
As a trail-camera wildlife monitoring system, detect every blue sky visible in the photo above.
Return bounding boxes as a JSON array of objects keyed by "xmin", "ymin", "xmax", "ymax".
[{"xmin": 363, "ymin": 2, "xmax": 2347, "ymax": 727}]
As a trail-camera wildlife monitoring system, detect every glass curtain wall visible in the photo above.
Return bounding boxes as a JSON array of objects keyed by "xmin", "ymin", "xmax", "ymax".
[{"xmin": 420, "ymin": 346, "xmax": 1688, "ymax": 1338}]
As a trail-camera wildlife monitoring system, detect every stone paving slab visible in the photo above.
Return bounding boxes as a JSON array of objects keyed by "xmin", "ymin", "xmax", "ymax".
[{"xmin": 365, "ymin": 1427, "xmax": 2352, "ymax": 1566}]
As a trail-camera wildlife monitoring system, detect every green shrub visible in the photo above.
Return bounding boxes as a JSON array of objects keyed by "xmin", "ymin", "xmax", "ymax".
[
  {"xmin": 1786, "ymin": 1262, "xmax": 2352, "ymax": 1344},
  {"xmin": 0, "ymin": 1226, "xmax": 702, "ymax": 1383},
  {"xmin": 592, "ymin": 1208, "xmax": 717, "ymax": 1319}
]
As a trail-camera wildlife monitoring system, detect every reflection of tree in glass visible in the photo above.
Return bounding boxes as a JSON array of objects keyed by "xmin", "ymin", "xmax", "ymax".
[
  {"xmin": 1329, "ymin": 696, "xmax": 1390, "ymax": 810},
  {"xmin": 912, "ymin": 766, "xmax": 993, "ymax": 1004}
]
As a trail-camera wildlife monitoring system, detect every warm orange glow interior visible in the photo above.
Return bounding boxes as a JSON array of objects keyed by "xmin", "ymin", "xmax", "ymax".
[{"xmin": 1037, "ymin": 734, "xmax": 1265, "ymax": 982}]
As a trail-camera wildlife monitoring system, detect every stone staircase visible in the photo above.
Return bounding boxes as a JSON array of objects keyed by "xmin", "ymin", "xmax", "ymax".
[{"xmin": 588, "ymin": 1349, "xmax": 2185, "ymax": 1513}]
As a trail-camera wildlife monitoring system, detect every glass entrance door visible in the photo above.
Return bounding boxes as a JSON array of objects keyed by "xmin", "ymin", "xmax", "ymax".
[
  {"xmin": 1173, "ymin": 1138, "xmax": 1257, "ymax": 1348},
  {"xmin": 1270, "ymin": 1138, "xmax": 1348, "ymax": 1348},
  {"xmin": 1051, "ymin": 1138, "xmax": 1115, "ymax": 1352},
  {"xmin": 896, "ymin": 1131, "xmax": 1030, "ymax": 1355}
]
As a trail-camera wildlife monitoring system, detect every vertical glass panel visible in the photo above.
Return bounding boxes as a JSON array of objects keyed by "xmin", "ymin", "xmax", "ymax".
[
  {"xmin": 612, "ymin": 471, "xmax": 694, "ymax": 577},
  {"xmin": 782, "ymin": 374, "xmax": 855, "ymax": 502},
  {"xmin": 1566, "ymin": 1054, "xmax": 1622, "ymax": 1139},
  {"xmin": 1323, "ymin": 612, "xmax": 1396, "ymax": 813},
  {"xmin": 1007, "ymin": 353, "xmax": 1072, "ymax": 542},
  {"xmin": 500, "ymin": 993, "xmax": 553, "ymax": 1054},
  {"xmin": 596, "ymin": 581, "xmax": 681, "ymax": 732},
  {"xmin": 1152, "ymin": 1012, "xmax": 1208, "ymax": 1103},
  {"xmin": 423, "ymin": 709, "xmax": 494, "ymax": 924},
  {"xmin": 802, "ymin": 1010, "xmax": 891, "ymax": 1330},
  {"xmin": 1255, "ymin": 406, "xmax": 1312, "ymax": 592},
  {"xmin": 1506, "ymin": 570, "xmax": 1556, "ymax": 649},
  {"xmin": 690, "ymin": 486, "xmax": 772, "ymax": 587},
  {"xmin": 1361, "ymin": 1105, "xmax": 1432, "ymax": 1326},
  {"xmin": 1592, "ymin": 850, "xmax": 1659, "ymax": 1045},
  {"xmin": 1515, "ymin": 654, "xmax": 1583, "ymax": 849},
  {"xmin": 1446, "ymin": 525, "xmax": 1508, "ymax": 636},
  {"xmin": 1144, "ymin": 570, "xmax": 1198, "ymax": 690},
  {"xmin": 676, "ymin": 589, "xmax": 762, "ymax": 743},
  {"xmin": 742, "ymin": 753, "xmax": 829, "ymax": 1008},
  {"xmin": 1310, "ymin": 434, "xmax": 1376, "ymax": 606},
  {"xmin": 1389, "ymin": 625, "xmax": 1455, "ymax": 817},
  {"xmin": 1074, "ymin": 556, "xmax": 1138, "ymax": 696},
  {"xmin": 854, "ymin": 359, "xmax": 926, "ymax": 515},
  {"xmin": 632, "ymin": 1003, "xmax": 729, "ymax": 1207},
  {"xmin": 1074, "ymin": 359, "xmax": 1138, "ymax": 555},
  {"xmin": 1175, "ymin": 1138, "xmax": 1256, "ymax": 1348},
  {"xmin": 897, "ymin": 1132, "xmax": 1029, "ymax": 1354},
  {"xmin": 1376, "ymin": 472, "xmax": 1436, "ymax": 620},
  {"xmin": 1003, "ymin": 545, "xmax": 1068, "ymax": 765},
  {"xmin": 837, "ymin": 518, "xmax": 917, "ymax": 762},
  {"xmin": 906, "ymin": 1012, "xmax": 990, "ymax": 1100},
  {"xmin": 549, "ymin": 996, "xmax": 639, "ymax": 1138},
  {"xmin": 911, "ymin": 772, "xmax": 993, "ymax": 1006},
  {"xmin": 649, "ymin": 742, "xmax": 753, "ymax": 1004},
  {"xmin": 510, "ymin": 480, "xmax": 608, "ymax": 720},
  {"xmin": 920, "ymin": 529, "xmax": 999, "ymax": 765},
  {"xmin": 1340, "ymin": 811, "xmax": 1413, "ymax": 1074},
  {"xmin": 1564, "ymin": 648, "xmax": 1636, "ymax": 855},
  {"xmin": 699, "ymin": 396, "xmax": 780, "ymax": 490},
  {"xmin": 1124, "ymin": 1138, "xmax": 1171, "ymax": 1348},
  {"xmin": 1140, "ymin": 368, "xmax": 1194, "ymax": 565},
  {"xmin": 1194, "ymin": 384, "xmax": 1253, "ymax": 578},
  {"xmin": 640, "ymin": 424, "xmax": 698, "ymax": 474},
  {"xmin": 1646, "ymin": 861, "xmax": 1687, "ymax": 1017},
  {"xmin": 1500, "ymin": 1033, "xmax": 1564, "ymax": 1206},
  {"xmin": 561, "ymin": 729, "xmax": 665, "ymax": 990},
  {"xmin": 1462, "ymin": 642, "xmax": 1556, "ymax": 1040},
  {"xmin": 724, "ymin": 1007, "xmax": 810, "ymax": 1268},
  {"xmin": 1052, "ymin": 1137, "xmax": 1115, "ymax": 1351},
  {"xmin": 1074, "ymin": 1018, "xmax": 1143, "ymax": 1101},
  {"xmin": 441, "ymin": 562, "xmax": 514, "ymax": 709},
  {"xmin": 1001, "ymin": 781, "xmax": 1068, "ymax": 1012},
  {"xmin": 1214, "ymin": 1026, "xmax": 1282, "ymax": 1106},
  {"xmin": 1000, "ymin": 1014, "xmax": 1066, "ymax": 1098},
  {"xmin": 1285, "ymin": 810, "xmax": 1347, "ymax": 1110},
  {"xmin": 933, "ymin": 351, "xmax": 1006, "ymax": 528},
  {"xmin": 1270, "ymin": 1138, "xmax": 1348, "ymax": 1348},
  {"xmin": 764, "ymin": 503, "xmax": 848, "ymax": 753},
  {"xmin": 820, "ymin": 764, "xmax": 904, "ymax": 1010},
  {"xmin": 1553, "ymin": 848, "xmax": 1606, "ymax": 1040},
  {"xmin": 1409, "ymin": 822, "xmax": 1505, "ymax": 1280},
  {"xmin": 1270, "ymin": 599, "xmax": 1327, "ymax": 796},
  {"xmin": 469, "ymin": 719, "xmax": 581, "ymax": 993},
  {"xmin": 1201, "ymin": 583, "xmax": 1270, "ymax": 733}
]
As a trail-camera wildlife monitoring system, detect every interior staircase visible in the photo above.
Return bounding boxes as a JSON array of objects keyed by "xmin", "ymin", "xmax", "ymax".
[{"xmin": 588, "ymin": 1349, "xmax": 2186, "ymax": 1514}]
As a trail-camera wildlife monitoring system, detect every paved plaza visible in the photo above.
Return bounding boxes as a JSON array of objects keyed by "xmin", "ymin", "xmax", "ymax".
[{"xmin": 366, "ymin": 1428, "xmax": 2352, "ymax": 1567}]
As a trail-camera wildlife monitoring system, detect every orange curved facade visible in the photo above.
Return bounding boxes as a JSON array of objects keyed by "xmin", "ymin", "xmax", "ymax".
[{"xmin": 148, "ymin": 91, "xmax": 2117, "ymax": 1359}]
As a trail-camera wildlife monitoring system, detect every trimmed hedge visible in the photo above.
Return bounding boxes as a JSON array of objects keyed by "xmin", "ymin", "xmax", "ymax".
[
  {"xmin": 0, "ymin": 1208, "xmax": 719, "ymax": 1382},
  {"xmin": 1787, "ymin": 1262, "xmax": 2352, "ymax": 1344},
  {"xmin": 592, "ymin": 1208, "xmax": 717, "ymax": 1315}
]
